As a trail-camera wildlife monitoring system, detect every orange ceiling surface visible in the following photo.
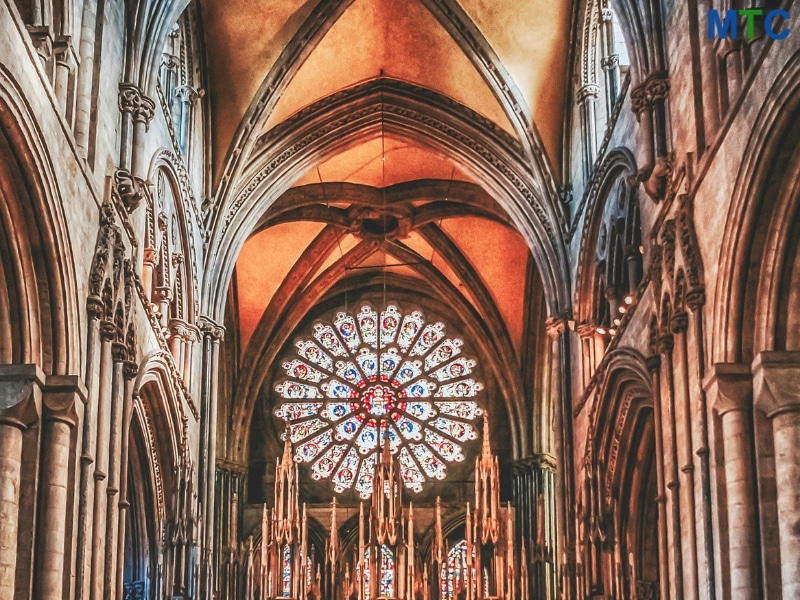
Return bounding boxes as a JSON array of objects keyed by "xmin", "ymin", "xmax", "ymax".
[{"xmin": 204, "ymin": 0, "xmax": 567, "ymax": 368}]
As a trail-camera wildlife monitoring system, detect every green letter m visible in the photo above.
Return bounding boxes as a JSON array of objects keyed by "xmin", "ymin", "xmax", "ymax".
[{"xmin": 708, "ymin": 9, "xmax": 738, "ymax": 39}]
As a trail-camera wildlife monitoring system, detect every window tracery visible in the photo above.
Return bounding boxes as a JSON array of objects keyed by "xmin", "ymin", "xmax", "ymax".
[{"xmin": 274, "ymin": 304, "xmax": 484, "ymax": 498}]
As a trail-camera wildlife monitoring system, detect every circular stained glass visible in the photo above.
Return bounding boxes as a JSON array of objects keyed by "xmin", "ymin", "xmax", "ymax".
[{"xmin": 274, "ymin": 304, "xmax": 484, "ymax": 498}]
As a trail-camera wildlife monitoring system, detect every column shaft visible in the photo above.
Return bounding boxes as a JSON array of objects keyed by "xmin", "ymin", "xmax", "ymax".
[
  {"xmin": 37, "ymin": 418, "xmax": 73, "ymax": 598},
  {"xmin": 707, "ymin": 363, "xmax": 760, "ymax": 599},
  {"xmin": 753, "ymin": 351, "xmax": 800, "ymax": 599},
  {"xmin": 0, "ymin": 424, "xmax": 24, "ymax": 596}
]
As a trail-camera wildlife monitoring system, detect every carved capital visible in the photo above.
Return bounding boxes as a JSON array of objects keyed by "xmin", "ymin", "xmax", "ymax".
[
  {"xmin": 602, "ymin": 54, "xmax": 620, "ymax": 71},
  {"xmin": 123, "ymin": 361, "xmax": 139, "ymax": 381},
  {"xmin": 752, "ymin": 351, "xmax": 800, "ymax": 418},
  {"xmin": 143, "ymin": 247, "xmax": 158, "ymax": 265},
  {"xmin": 42, "ymin": 375, "xmax": 85, "ymax": 426},
  {"xmin": 175, "ymin": 84, "xmax": 204, "ymax": 105},
  {"xmin": 576, "ymin": 322, "xmax": 596, "ymax": 338},
  {"xmin": 657, "ymin": 332, "xmax": 674, "ymax": 355},
  {"xmin": 630, "ymin": 84, "xmax": 650, "ymax": 114},
  {"xmin": 577, "ymin": 84, "xmax": 600, "ymax": 103},
  {"xmin": 646, "ymin": 75, "xmax": 670, "ymax": 102},
  {"xmin": 87, "ymin": 296, "xmax": 104, "ymax": 319},
  {"xmin": 705, "ymin": 363, "xmax": 752, "ymax": 416},
  {"xmin": 686, "ymin": 286, "xmax": 706, "ymax": 311},
  {"xmin": 198, "ymin": 316, "xmax": 225, "ymax": 341},
  {"xmin": 118, "ymin": 83, "xmax": 142, "ymax": 115},
  {"xmin": 0, "ymin": 364, "xmax": 45, "ymax": 429},
  {"xmin": 645, "ymin": 355, "xmax": 661, "ymax": 372},
  {"xmin": 133, "ymin": 95, "xmax": 156, "ymax": 128},
  {"xmin": 112, "ymin": 342, "xmax": 128, "ymax": 363},
  {"xmin": 100, "ymin": 320, "xmax": 118, "ymax": 340},
  {"xmin": 671, "ymin": 311, "xmax": 689, "ymax": 334},
  {"xmin": 154, "ymin": 287, "xmax": 174, "ymax": 303}
]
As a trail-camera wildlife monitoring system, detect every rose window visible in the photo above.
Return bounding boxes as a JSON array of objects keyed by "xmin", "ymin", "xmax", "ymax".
[{"xmin": 274, "ymin": 304, "xmax": 484, "ymax": 498}]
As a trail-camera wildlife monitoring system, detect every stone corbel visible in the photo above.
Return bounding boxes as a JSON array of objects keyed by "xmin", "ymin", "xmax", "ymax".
[
  {"xmin": 113, "ymin": 168, "xmax": 145, "ymax": 213},
  {"xmin": 639, "ymin": 154, "xmax": 674, "ymax": 201},
  {"xmin": 752, "ymin": 351, "xmax": 800, "ymax": 417},
  {"xmin": 133, "ymin": 95, "xmax": 156, "ymax": 131}
]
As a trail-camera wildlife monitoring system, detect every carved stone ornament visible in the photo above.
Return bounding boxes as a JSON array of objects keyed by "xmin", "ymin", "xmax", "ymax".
[
  {"xmin": 113, "ymin": 168, "xmax": 145, "ymax": 213},
  {"xmin": 639, "ymin": 154, "xmax": 674, "ymax": 201},
  {"xmin": 118, "ymin": 83, "xmax": 142, "ymax": 115},
  {"xmin": 133, "ymin": 95, "xmax": 157, "ymax": 128}
]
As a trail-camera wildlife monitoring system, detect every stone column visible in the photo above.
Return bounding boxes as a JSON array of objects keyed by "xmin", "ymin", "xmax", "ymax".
[
  {"xmin": 52, "ymin": 37, "xmax": 77, "ymax": 125},
  {"xmin": 36, "ymin": 376, "xmax": 84, "ymax": 599},
  {"xmin": 752, "ymin": 351, "xmax": 800, "ymax": 599},
  {"xmin": 199, "ymin": 317, "xmax": 225, "ymax": 600},
  {"xmin": 705, "ymin": 363, "xmax": 760, "ymax": 599},
  {"xmin": 646, "ymin": 352, "xmax": 670, "ymax": 600},
  {"xmin": 89, "ymin": 320, "xmax": 117, "ymax": 600},
  {"xmin": 672, "ymin": 311, "xmax": 699, "ymax": 600},
  {"xmin": 75, "ymin": 298, "xmax": 103, "ymax": 600},
  {"xmin": 513, "ymin": 455, "xmax": 558, "ymax": 600},
  {"xmin": 600, "ymin": 8, "xmax": 620, "ymax": 113},
  {"xmin": 115, "ymin": 363, "xmax": 138, "ymax": 600},
  {"xmin": 546, "ymin": 316, "xmax": 575, "ymax": 600},
  {"xmin": 74, "ymin": 0, "xmax": 98, "ymax": 154},
  {"xmin": 577, "ymin": 84, "xmax": 600, "ymax": 179},
  {"xmin": 0, "ymin": 366, "xmax": 42, "ymax": 598},
  {"xmin": 659, "ymin": 331, "xmax": 684, "ymax": 600},
  {"xmin": 103, "ymin": 341, "xmax": 129, "ymax": 600}
]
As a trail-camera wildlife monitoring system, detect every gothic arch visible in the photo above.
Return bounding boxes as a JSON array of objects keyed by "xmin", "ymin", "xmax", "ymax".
[
  {"xmin": 203, "ymin": 81, "xmax": 569, "ymax": 331},
  {"xmin": 123, "ymin": 407, "xmax": 162, "ymax": 598},
  {"xmin": 715, "ymin": 49, "xmax": 800, "ymax": 363},
  {"xmin": 134, "ymin": 350, "xmax": 188, "ymax": 499},
  {"xmin": 146, "ymin": 152, "xmax": 199, "ymax": 324},
  {"xmin": 574, "ymin": 147, "xmax": 639, "ymax": 321},
  {"xmin": 0, "ymin": 68, "xmax": 80, "ymax": 374},
  {"xmin": 581, "ymin": 349, "xmax": 658, "ymax": 599}
]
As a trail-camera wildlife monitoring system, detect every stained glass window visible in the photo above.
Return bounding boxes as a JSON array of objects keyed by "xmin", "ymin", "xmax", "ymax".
[
  {"xmin": 364, "ymin": 545, "xmax": 395, "ymax": 600},
  {"xmin": 275, "ymin": 304, "xmax": 484, "ymax": 498},
  {"xmin": 282, "ymin": 544, "xmax": 292, "ymax": 597},
  {"xmin": 441, "ymin": 540, "xmax": 469, "ymax": 600}
]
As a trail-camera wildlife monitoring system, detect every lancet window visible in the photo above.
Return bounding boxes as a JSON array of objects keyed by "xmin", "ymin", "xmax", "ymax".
[
  {"xmin": 274, "ymin": 304, "xmax": 484, "ymax": 497},
  {"xmin": 441, "ymin": 540, "xmax": 470, "ymax": 600},
  {"xmin": 364, "ymin": 546, "xmax": 395, "ymax": 600},
  {"xmin": 592, "ymin": 176, "xmax": 643, "ymax": 338}
]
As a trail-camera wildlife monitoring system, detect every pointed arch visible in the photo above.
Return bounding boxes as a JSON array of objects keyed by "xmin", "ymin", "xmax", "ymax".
[
  {"xmin": 0, "ymin": 65, "xmax": 80, "ymax": 374},
  {"xmin": 204, "ymin": 81, "xmax": 569, "ymax": 332}
]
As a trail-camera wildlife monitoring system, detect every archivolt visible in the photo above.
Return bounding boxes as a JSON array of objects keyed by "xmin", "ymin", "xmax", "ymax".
[{"xmin": 715, "ymin": 49, "xmax": 800, "ymax": 363}]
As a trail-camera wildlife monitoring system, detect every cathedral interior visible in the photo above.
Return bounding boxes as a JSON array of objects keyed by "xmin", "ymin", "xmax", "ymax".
[{"xmin": 1, "ymin": 0, "xmax": 799, "ymax": 599}]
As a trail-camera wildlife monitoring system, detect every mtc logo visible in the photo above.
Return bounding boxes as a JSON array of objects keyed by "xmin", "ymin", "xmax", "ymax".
[{"xmin": 708, "ymin": 9, "xmax": 790, "ymax": 40}]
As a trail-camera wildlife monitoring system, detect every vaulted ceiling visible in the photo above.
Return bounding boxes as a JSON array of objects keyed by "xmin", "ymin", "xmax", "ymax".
[{"xmin": 203, "ymin": 0, "xmax": 571, "ymax": 502}]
